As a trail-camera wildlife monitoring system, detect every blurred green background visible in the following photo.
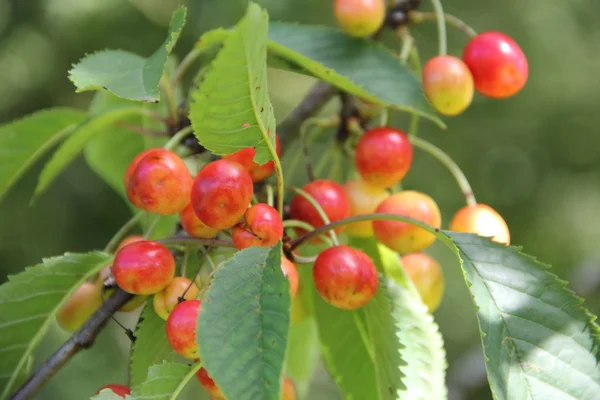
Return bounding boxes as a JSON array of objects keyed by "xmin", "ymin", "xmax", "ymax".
[{"xmin": 1, "ymin": 0, "xmax": 600, "ymax": 399}]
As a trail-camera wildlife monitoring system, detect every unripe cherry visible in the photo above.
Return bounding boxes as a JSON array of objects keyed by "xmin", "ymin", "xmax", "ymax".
[
  {"xmin": 281, "ymin": 257, "xmax": 299, "ymax": 298},
  {"xmin": 373, "ymin": 191, "xmax": 441, "ymax": 254},
  {"xmin": 95, "ymin": 384, "xmax": 131, "ymax": 398},
  {"xmin": 113, "ymin": 241, "xmax": 175, "ymax": 295},
  {"xmin": 282, "ymin": 377, "xmax": 296, "ymax": 400},
  {"xmin": 222, "ymin": 134, "xmax": 281, "ymax": 182},
  {"xmin": 423, "ymin": 55, "xmax": 474, "ymax": 116},
  {"xmin": 153, "ymin": 277, "xmax": 199, "ymax": 321},
  {"xmin": 56, "ymin": 281, "xmax": 103, "ymax": 332},
  {"xmin": 191, "ymin": 159, "xmax": 254, "ymax": 230},
  {"xmin": 196, "ymin": 369, "xmax": 296, "ymax": 400},
  {"xmin": 334, "ymin": 0, "xmax": 386, "ymax": 38},
  {"xmin": 313, "ymin": 245, "xmax": 378, "ymax": 310},
  {"xmin": 166, "ymin": 299, "xmax": 201, "ymax": 359},
  {"xmin": 116, "ymin": 234, "xmax": 145, "ymax": 251},
  {"xmin": 125, "ymin": 148, "xmax": 192, "ymax": 215},
  {"xmin": 401, "ymin": 253, "xmax": 444, "ymax": 312},
  {"xmin": 462, "ymin": 31, "xmax": 528, "ymax": 99},
  {"xmin": 232, "ymin": 204, "xmax": 283, "ymax": 250},
  {"xmin": 355, "ymin": 127, "xmax": 413, "ymax": 188},
  {"xmin": 449, "ymin": 203, "xmax": 510, "ymax": 245},
  {"xmin": 179, "ymin": 203, "xmax": 219, "ymax": 239},
  {"xmin": 344, "ymin": 179, "xmax": 389, "ymax": 237}
]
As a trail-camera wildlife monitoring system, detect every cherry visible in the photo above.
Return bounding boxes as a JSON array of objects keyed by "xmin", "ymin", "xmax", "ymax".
[
  {"xmin": 334, "ymin": 0, "xmax": 386, "ymax": 38},
  {"xmin": 373, "ymin": 190, "xmax": 441, "ymax": 254},
  {"xmin": 56, "ymin": 282, "xmax": 102, "ymax": 332},
  {"xmin": 191, "ymin": 159, "xmax": 254, "ymax": 230},
  {"xmin": 344, "ymin": 179, "xmax": 389, "ymax": 237},
  {"xmin": 196, "ymin": 367, "xmax": 224, "ymax": 398},
  {"xmin": 401, "ymin": 253, "xmax": 444, "ymax": 312},
  {"xmin": 232, "ymin": 204, "xmax": 283, "ymax": 250},
  {"xmin": 153, "ymin": 277, "xmax": 199, "ymax": 320},
  {"xmin": 289, "ymin": 179, "xmax": 351, "ymax": 238},
  {"xmin": 125, "ymin": 148, "xmax": 192, "ymax": 215},
  {"xmin": 355, "ymin": 127, "xmax": 413, "ymax": 188},
  {"xmin": 113, "ymin": 241, "xmax": 175, "ymax": 295},
  {"xmin": 423, "ymin": 55, "xmax": 474, "ymax": 116},
  {"xmin": 462, "ymin": 31, "xmax": 528, "ymax": 99},
  {"xmin": 166, "ymin": 299, "xmax": 201, "ymax": 359},
  {"xmin": 95, "ymin": 384, "xmax": 131, "ymax": 398},
  {"xmin": 282, "ymin": 377, "xmax": 296, "ymax": 400},
  {"xmin": 313, "ymin": 245, "xmax": 378, "ymax": 310},
  {"xmin": 449, "ymin": 203, "xmax": 510, "ymax": 245},
  {"xmin": 281, "ymin": 257, "xmax": 299, "ymax": 298},
  {"xmin": 116, "ymin": 234, "xmax": 145, "ymax": 251},
  {"xmin": 222, "ymin": 134, "xmax": 281, "ymax": 182},
  {"xmin": 179, "ymin": 202, "xmax": 219, "ymax": 239}
]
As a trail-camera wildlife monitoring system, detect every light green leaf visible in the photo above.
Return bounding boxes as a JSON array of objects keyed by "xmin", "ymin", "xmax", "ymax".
[
  {"xmin": 129, "ymin": 303, "xmax": 175, "ymax": 387},
  {"xmin": 0, "ymin": 252, "xmax": 113, "ymax": 400},
  {"xmin": 91, "ymin": 389, "xmax": 124, "ymax": 400},
  {"xmin": 69, "ymin": 6, "xmax": 186, "ymax": 102},
  {"xmin": 447, "ymin": 232, "xmax": 600, "ymax": 400},
  {"xmin": 127, "ymin": 361, "xmax": 201, "ymax": 400},
  {"xmin": 0, "ymin": 108, "xmax": 86, "ymax": 204},
  {"xmin": 189, "ymin": 3, "xmax": 277, "ymax": 164},
  {"xmin": 197, "ymin": 242, "xmax": 290, "ymax": 400}
]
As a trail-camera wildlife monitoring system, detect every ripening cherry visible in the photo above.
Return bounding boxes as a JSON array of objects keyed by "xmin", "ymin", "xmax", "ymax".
[
  {"xmin": 449, "ymin": 203, "xmax": 510, "ymax": 245},
  {"xmin": 423, "ymin": 55, "xmax": 474, "ymax": 116},
  {"xmin": 222, "ymin": 134, "xmax": 281, "ymax": 182},
  {"xmin": 196, "ymin": 367, "xmax": 224, "ymax": 398},
  {"xmin": 153, "ymin": 277, "xmax": 200, "ymax": 320},
  {"xmin": 282, "ymin": 377, "xmax": 296, "ymax": 400},
  {"xmin": 462, "ymin": 31, "xmax": 528, "ymax": 99},
  {"xmin": 125, "ymin": 148, "xmax": 192, "ymax": 215},
  {"xmin": 334, "ymin": 0, "xmax": 385, "ymax": 38},
  {"xmin": 344, "ymin": 179, "xmax": 389, "ymax": 237},
  {"xmin": 113, "ymin": 241, "xmax": 175, "ymax": 295},
  {"xmin": 401, "ymin": 253, "xmax": 445, "ymax": 313},
  {"xmin": 56, "ymin": 282, "xmax": 103, "ymax": 332},
  {"xmin": 95, "ymin": 384, "xmax": 131, "ymax": 398},
  {"xmin": 281, "ymin": 257, "xmax": 299, "ymax": 298},
  {"xmin": 373, "ymin": 191, "xmax": 442, "ymax": 254},
  {"xmin": 313, "ymin": 245, "xmax": 378, "ymax": 310},
  {"xmin": 116, "ymin": 234, "xmax": 145, "ymax": 251},
  {"xmin": 232, "ymin": 204, "xmax": 283, "ymax": 250},
  {"xmin": 191, "ymin": 159, "xmax": 254, "ymax": 230},
  {"xmin": 179, "ymin": 203, "xmax": 219, "ymax": 239},
  {"xmin": 166, "ymin": 299, "xmax": 202, "ymax": 359},
  {"xmin": 289, "ymin": 179, "xmax": 351, "ymax": 238},
  {"xmin": 355, "ymin": 127, "xmax": 413, "ymax": 188}
]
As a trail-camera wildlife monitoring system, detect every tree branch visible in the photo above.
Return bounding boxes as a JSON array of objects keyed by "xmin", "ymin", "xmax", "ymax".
[{"xmin": 9, "ymin": 289, "xmax": 134, "ymax": 400}]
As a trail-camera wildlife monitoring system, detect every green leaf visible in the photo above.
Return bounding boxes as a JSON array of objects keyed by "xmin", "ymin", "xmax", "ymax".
[
  {"xmin": 197, "ymin": 242, "xmax": 290, "ymax": 400},
  {"xmin": 129, "ymin": 303, "xmax": 176, "ymax": 387},
  {"xmin": 189, "ymin": 3, "xmax": 277, "ymax": 164},
  {"xmin": 69, "ymin": 6, "xmax": 186, "ymax": 102},
  {"xmin": 127, "ymin": 361, "xmax": 201, "ymax": 400},
  {"xmin": 447, "ymin": 232, "xmax": 600, "ymax": 400},
  {"xmin": 0, "ymin": 108, "xmax": 86, "ymax": 204},
  {"xmin": 0, "ymin": 252, "xmax": 113, "ymax": 399},
  {"xmin": 91, "ymin": 389, "xmax": 124, "ymax": 400}
]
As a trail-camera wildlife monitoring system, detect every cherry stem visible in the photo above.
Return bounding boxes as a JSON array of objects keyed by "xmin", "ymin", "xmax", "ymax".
[
  {"xmin": 171, "ymin": 47, "xmax": 203, "ymax": 86},
  {"xmin": 143, "ymin": 214, "xmax": 162, "ymax": 239},
  {"xmin": 168, "ymin": 360, "xmax": 203, "ymax": 400},
  {"xmin": 180, "ymin": 246, "xmax": 191, "ymax": 278},
  {"xmin": 103, "ymin": 212, "xmax": 145, "ymax": 253},
  {"xmin": 164, "ymin": 125, "xmax": 194, "ymax": 151},
  {"xmin": 265, "ymin": 184, "xmax": 275, "ymax": 208},
  {"xmin": 183, "ymin": 248, "xmax": 210, "ymax": 299},
  {"xmin": 158, "ymin": 237, "xmax": 236, "ymax": 248},
  {"xmin": 293, "ymin": 254, "xmax": 318, "ymax": 264},
  {"xmin": 282, "ymin": 219, "xmax": 334, "ymax": 247},
  {"xmin": 288, "ymin": 187, "xmax": 340, "ymax": 246},
  {"xmin": 409, "ymin": 136, "xmax": 477, "ymax": 206},
  {"xmin": 411, "ymin": 11, "xmax": 477, "ymax": 38},
  {"xmin": 399, "ymin": 32, "xmax": 414, "ymax": 64},
  {"xmin": 159, "ymin": 74, "xmax": 179, "ymax": 124},
  {"xmin": 429, "ymin": 0, "xmax": 448, "ymax": 56}
]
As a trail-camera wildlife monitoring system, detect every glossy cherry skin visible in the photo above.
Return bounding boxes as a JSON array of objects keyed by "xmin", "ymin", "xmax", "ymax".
[
  {"xmin": 222, "ymin": 134, "xmax": 281, "ymax": 182},
  {"xmin": 232, "ymin": 204, "xmax": 283, "ymax": 250},
  {"xmin": 449, "ymin": 203, "xmax": 510, "ymax": 245},
  {"xmin": 401, "ymin": 253, "xmax": 445, "ymax": 313},
  {"xmin": 355, "ymin": 127, "xmax": 413, "ymax": 188},
  {"xmin": 113, "ymin": 241, "xmax": 175, "ymax": 295},
  {"xmin": 191, "ymin": 159, "xmax": 254, "ymax": 230},
  {"xmin": 344, "ymin": 179, "xmax": 389, "ymax": 237},
  {"xmin": 423, "ymin": 55, "xmax": 474, "ymax": 116},
  {"xmin": 95, "ymin": 384, "xmax": 131, "ymax": 398},
  {"xmin": 313, "ymin": 245, "xmax": 378, "ymax": 310},
  {"xmin": 56, "ymin": 282, "xmax": 103, "ymax": 333},
  {"xmin": 153, "ymin": 277, "xmax": 200, "ymax": 321},
  {"xmin": 166, "ymin": 299, "xmax": 202, "ymax": 359},
  {"xmin": 462, "ymin": 31, "xmax": 528, "ymax": 98},
  {"xmin": 334, "ymin": 0, "xmax": 385, "ymax": 37},
  {"xmin": 373, "ymin": 191, "xmax": 442, "ymax": 254},
  {"xmin": 179, "ymin": 203, "xmax": 219, "ymax": 239},
  {"xmin": 196, "ymin": 367, "xmax": 224, "ymax": 398},
  {"xmin": 125, "ymin": 148, "xmax": 192, "ymax": 215},
  {"xmin": 116, "ymin": 234, "xmax": 145, "ymax": 251},
  {"xmin": 289, "ymin": 179, "xmax": 351, "ymax": 238},
  {"xmin": 281, "ymin": 258, "xmax": 299, "ymax": 298}
]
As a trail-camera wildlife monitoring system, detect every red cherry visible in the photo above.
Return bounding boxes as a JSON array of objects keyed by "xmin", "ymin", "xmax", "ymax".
[
  {"xmin": 462, "ymin": 31, "xmax": 528, "ymax": 99},
  {"xmin": 423, "ymin": 55, "xmax": 474, "ymax": 116},
  {"xmin": 232, "ymin": 204, "xmax": 283, "ymax": 250},
  {"xmin": 113, "ymin": 241, "xmax": 175, "ymax": 295},
  {"xmin": 179, "ymin": 203, "xmax": 219, "ymax": 239},
  {"xmin": 96, "ymin": 384, "xmax": 131, "ymax": 398},
  {"xmin": 196, "ymin": 367, "xmax": 224, "ymax": 398},
  {"xmin": 222, "ymin": 134, "xmax": 281, "ymax": 182},
  {"xmin": 166, "ymin": 300, "xmax": 202, "ymax": 359},
  {"xmin": 355, "ymin": 127, "xmax": 413, "ymax": 188},
  {"xmin": 125, "ymin": 148, "xmax": 192, "ymax": 215},
  {"xmin": 191, "ymin": 160, "xmax": 254, "ymax": 230},
  {"xmin": 313, "ymin": 245, "xmax": 378, "ymax": 310},
  {"xmin": 281, "ymin": 258, "xmax": 299, "ymax": 298}
]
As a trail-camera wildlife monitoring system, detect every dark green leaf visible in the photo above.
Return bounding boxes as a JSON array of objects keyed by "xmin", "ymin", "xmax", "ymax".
[
  {"xmin": 197, "ymin": 242, "xmax": 290, "ymax": 400},
  {"xmin": 0, "ymin": 252, "xmax": 113, "ymax": 399},
  {"xmin": 128, "ymin": 361, "xmax": 201, "ymax": 400}
]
